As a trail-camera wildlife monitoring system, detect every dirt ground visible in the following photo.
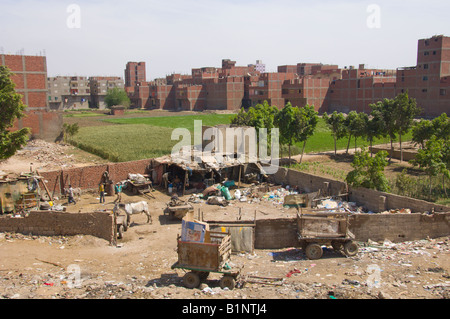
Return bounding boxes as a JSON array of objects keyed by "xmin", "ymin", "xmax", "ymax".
[{"xmin": 0, "ymin": 140, "xmax": 449, "ymax": 301}]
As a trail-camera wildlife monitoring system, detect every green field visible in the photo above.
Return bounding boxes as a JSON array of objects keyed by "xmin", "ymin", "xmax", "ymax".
[
  {"xmin": 69, "ymin": 114, "xmax": 236, "ymax": 162},
  {"xmin": 103, "ymin": 114, "xmax": 236, "ymax": 131},
  {"xmin": 68, "ymin": 114, "xmax": 412, "ymax": 162}
]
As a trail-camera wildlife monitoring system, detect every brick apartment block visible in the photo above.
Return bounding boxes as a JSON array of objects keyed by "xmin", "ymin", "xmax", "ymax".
[
  {"xmin": 1, "ymin": 54, "xmax": 62, "ymax": 141},
  {"xmin": 126, "ymin": 35, "xmax": 450, "ymax": 117}
]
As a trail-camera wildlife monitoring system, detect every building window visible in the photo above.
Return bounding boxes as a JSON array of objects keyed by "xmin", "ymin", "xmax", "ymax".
[
  {"xmin": 422, "ymin": 89, "xmax": 428, "ymax": 93},
  {"xmin": 423, "ymin": 76, "xmax": 428, "ymax": 81},
  {"xmin": 433, "ymin": 51, "xmax": 437, "ymax": 55},
  {"xmin": 424, "ymin": 64, "xmax": 429, "ymax": 70},
  {"xmin": 424, "ymin": 51, "xmax": 430, "ymax": 56},
  {"xmin": 441, "ymin": 89, "xmax": 447, "ymax": 96}
]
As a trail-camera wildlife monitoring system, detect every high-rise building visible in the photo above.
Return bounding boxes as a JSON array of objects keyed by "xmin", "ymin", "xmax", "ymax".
[
  {"xmin": 397, "ymin": 35, "xmax": 450, "ymax": 117},
  {"xmin": 125, "ymin": 62, "xmax": 146, "ymax": 89}
]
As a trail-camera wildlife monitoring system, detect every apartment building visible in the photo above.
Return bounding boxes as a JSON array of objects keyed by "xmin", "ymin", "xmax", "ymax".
[
  {"xmin": 48, "ymin": 76, "xmax": 91, "ymax": 110},
  {"xmin": 125, "ymin": 35, "xmax": 449, "ymax": 117},
  {"xmin": 396, "ymin": 35, "xmax": 450, "ymax": 117},
  {"xmin": 124, "ymin": 62, "xmax": 146, "ymax": 93},
  {"xmin": 47, "ymin": 76, "xmax": 125, "ymax": 110},
  {"xmin": 89, "ymin": 76, "xmax": 124, "ymax": 109},
  {"xmin": 1, "ymin": 54, "xmax": 62, "ymax": 141}
]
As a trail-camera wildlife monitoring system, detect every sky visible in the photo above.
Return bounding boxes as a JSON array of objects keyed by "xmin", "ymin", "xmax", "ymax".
[{"xmin": 1, "ymin": 0, "xmax": 449, "ymax": 80}]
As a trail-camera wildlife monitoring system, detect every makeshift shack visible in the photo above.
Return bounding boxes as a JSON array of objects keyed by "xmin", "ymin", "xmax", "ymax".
[
  {"xmin": 0, "ymin": 173, "xmax": 42, "ymax": 215},
  {"xmin": 151, "ymin": 149, "xmax": 268, "ymax": 196}
]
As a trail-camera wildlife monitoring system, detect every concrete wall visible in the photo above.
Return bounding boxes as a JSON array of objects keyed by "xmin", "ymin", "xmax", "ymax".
[
  {"xmin": 349, "ymin": 212, "xmax": 450, "ymax": 242},
  {"xmin": 269, "ymin": 166, "xmax": 449, "ymax": 214},
  {"xmin": 269, "ymin": 167, "xmax": 347, "ymax": 197},
  {"xmin": 253, "ymin": 213, "xmax": 450, "ymax": 248},
  {"xmin": 255, "ymin": 218, "xmax": 298, "ymax": 249},
  {"xmin": 370, "ymin": 145, "xmax": 417, "ymax": 161},
  {"xmin": 349, "ymin": 187, "xmax": 450, "ymax": 214},
  {"xmin": 0, "ymin": 211, "xmax": 115, "ymax": 243}
]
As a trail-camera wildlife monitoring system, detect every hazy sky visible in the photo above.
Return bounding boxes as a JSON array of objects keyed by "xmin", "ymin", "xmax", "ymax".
[{"xmin": 1, "ymin": 0, "xmax": 449, "ymax": 80}]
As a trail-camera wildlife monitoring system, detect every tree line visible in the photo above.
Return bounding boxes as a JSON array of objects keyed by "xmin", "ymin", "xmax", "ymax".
[{"xmin": 231, "ymin": 92, "xmax": 449, "ymax": 197}]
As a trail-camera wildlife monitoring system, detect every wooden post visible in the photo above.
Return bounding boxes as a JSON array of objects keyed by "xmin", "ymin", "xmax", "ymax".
[
  {"xmin": 238, "ymin": 165, "xmax": 242, "ymax": 188},
  {"xmin": 36, "ymin": 170, "xmax": 52, "ymax": 202},
  {"xmin": 183, "ymin": 169, "xmax": 188, "ymax": 196}
]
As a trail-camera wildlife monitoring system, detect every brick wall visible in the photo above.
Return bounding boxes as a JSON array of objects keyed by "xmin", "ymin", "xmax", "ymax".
[
  {"xmin": 1, "ymin": 54, "xmax": 63, "ymax": 141},
  {"xmin": 0, "ymin": 211, "xmax": 115, "ymax": 243},
  {"xmin": 40, "ymin": 160, "xmax": 152, "ymax": 196}
]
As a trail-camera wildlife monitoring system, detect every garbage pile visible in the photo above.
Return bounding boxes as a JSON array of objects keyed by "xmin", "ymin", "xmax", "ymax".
[
  {"xmin": 187, "ymin": 181, "xmax": 417, "ymax": 216},
  {"xmin": 189, "ymin": 183, "xmax": 303, "ymax": 208}
]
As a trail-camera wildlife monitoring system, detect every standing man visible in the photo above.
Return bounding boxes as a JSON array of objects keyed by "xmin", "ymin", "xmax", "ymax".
[
  {"xmin": 68, "ymin": 185, "xmax": 76, "ymax": 205},
  {"xmin": 114, "ymin": 182, "xmax": 123, "ymax": 203},
  {"xmin": 99, "ymin": 183, "xmax": 105, "ymax": 203}
]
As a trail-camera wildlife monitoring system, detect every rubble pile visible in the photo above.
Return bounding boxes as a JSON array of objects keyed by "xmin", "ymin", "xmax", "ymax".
[{"xmin": 16, "ymin": 140, "xmax": 77, "ymax": 169}]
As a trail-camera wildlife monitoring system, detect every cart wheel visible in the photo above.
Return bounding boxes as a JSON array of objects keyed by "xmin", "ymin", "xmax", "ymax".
[
  {"xmin": 331, "ymin": 240, "xmax": 342, "ymax": 251},
  {"xmin": 220, "ymin": 276, "xmax": 236, "ymax": 290},
  {"xmin": 117, "ymin": 225, "xmax": 124, "ymax": 239},
  {"xmin": 122, "ymin": 221, "xmax": 128, "ymax": 232},
  {"xmin": 343, "ymin": 241, "xmax": 359, "ymax": 257},
  {"xmin": 183, "ymin": 272, "xmax": 200, "ymax": 289},
  {"xmin": 305, "ymin": 243, "xmax": 323, "ymax": 260}
]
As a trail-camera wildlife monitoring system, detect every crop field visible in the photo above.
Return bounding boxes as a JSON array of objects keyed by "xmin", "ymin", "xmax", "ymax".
[
  {"xmin": 68, "ymin": 114, "xmax": 236, "ymax": 162},
  {"xmin": 67, "ymin": 113, "xmax": 412, "ymax": 162}
]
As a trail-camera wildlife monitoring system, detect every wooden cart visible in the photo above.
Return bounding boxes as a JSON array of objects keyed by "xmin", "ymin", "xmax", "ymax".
[
  {"xmin": 297, "ymin": 209, "xmax": 358, "ymax": 260},
  {"xmin": 171, "ymin": 232, "xmax": 241, "ymax": 290},
  {"xmin": 127, "ymin": 180, "xmax": 155, "ymax": 199}
]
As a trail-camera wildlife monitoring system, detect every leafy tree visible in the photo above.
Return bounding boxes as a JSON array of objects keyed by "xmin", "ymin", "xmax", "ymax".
[
  {"xmin": 370, "ymin": 98, "xmax": 397, "ymax": 163},
  {"xmin": 231, "ymin": 107, "xmax": 253, "ymax": 127},
  {"xmin": 0, "ymin": 66, "xmax": 30, "ymax": 160},
  {"xmin": 412, "ymin": 119, "xmax": 434, "ymax": 149},
  {"xmin": 432, "ymin": 113, "xmax": 450, "ymax": 142},
  {"xmin": 296, "ymin": 105, "xmax": 319, "ymax": 164},
  {"xmin": 441, "ymin": 142, "xmax": 450, "ymax": 197},
  {"xmin": 274, "ymin": 102, "xmax": 298, "ymax": 164},
  {"xmin": 323, "ymin": 111, "xmax": 346, "ymax": 155},
  {"xmin": 365, "ymin": 110, "xmax": 385, "ymax": 156},
  {"xmin": 410, "ymin": 137, "xmax": 449, "ymax": 198},
  {"xmin": 352, "ymin": 112, "xmax": 369, "ymax": 152},
  {"xmin": 345, "ymin": 147, "xmax": 390, "ymax": 192},
  {"xmin": 392, "ymin": 92, "xmax": 421, "ymax": 162},
  {"xmin": 232, "ymin": 101, "xmax": 278, "ymax": 132},
  {"xmin": 104, "ymin": 88, "xmax": 131, "ymax": 108},
  {"xmin": 343, "ymin": 111, "xmax": 358, "ymax": 154}
]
